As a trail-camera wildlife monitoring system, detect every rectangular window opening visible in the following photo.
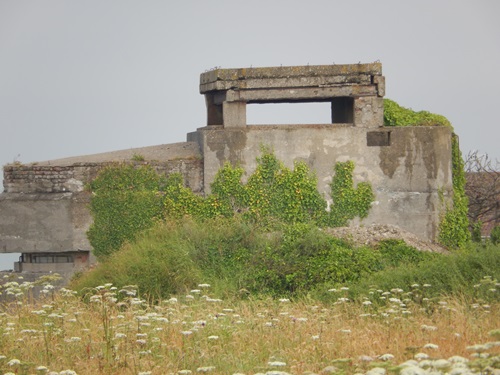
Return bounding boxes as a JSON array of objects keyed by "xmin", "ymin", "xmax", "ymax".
[{"xmin": 247, "ymin": 102, "xmax": 332, "ymax": 125}]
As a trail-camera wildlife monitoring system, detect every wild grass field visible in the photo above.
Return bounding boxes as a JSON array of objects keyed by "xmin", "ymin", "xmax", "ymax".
[{"xmin": 0, "ymin": 241, "xmax": 498, "ymax": 375}]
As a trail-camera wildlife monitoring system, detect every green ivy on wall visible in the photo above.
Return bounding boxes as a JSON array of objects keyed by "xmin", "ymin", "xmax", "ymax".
[
  {"xmin": 87, "ymin": 164, "xmax": 166, "ymax": 258},
  {"xmin": 329, "ymin": 161, "xmax": 374, "ymax": 227},
  {"xmin": 384, "ymin": 99, "xmax": 452, "ymax": 128},
  {"xmin": 87, "ymin": 150, "xmax": 374, "ymax": 258},
  {"xmin": 438, "ymin": 135, "xmax": 471, "ymax": 248}
]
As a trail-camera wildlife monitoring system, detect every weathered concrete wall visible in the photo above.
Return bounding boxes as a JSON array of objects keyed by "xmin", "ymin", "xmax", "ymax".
[
  {"xmin": 195, "ymin": 124, "xmax": 453, "ymax": 242},
  {"xmin": 0, "ymin": 192, "xmax": 91, "ymax": 253},
  {"xmin": 0, "ymin": 142, "xmax": 203, "ymax": 254}
]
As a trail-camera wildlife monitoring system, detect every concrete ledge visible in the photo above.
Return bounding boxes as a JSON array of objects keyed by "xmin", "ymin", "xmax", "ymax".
[{"xmin": 200, "ymin": 63, "xmax": 383, "ymax": 91}]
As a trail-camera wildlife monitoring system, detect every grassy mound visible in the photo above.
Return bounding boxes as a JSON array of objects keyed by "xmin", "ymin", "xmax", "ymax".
[{"xmin": 70, "ymin": 218, "xmax": 500, "ymax": 302}]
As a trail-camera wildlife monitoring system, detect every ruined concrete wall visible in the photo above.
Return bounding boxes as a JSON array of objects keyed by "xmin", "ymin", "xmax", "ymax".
[
  {"xmin": 0, "ymin": 145, "xmax": 203, "ymax": 254},
  {"xmin": 195, "ymin": 124, "xmax": 453, "ymax": 242}
]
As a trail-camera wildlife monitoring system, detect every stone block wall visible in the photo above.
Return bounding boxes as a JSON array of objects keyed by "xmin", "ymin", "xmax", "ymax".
[{"xmin": 0, "ymin": 154, "xmax": 203, "ymax": 254}]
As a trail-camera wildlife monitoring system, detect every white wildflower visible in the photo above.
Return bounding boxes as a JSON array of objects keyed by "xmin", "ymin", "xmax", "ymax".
[
  {"xmin": 400, "ymin": 365, "xmax": 426, "ymax": 375},
  {"xmin": 196, "ymin": 366, "xmax": 215, "ymax": 372},
  {"xmin": 414, "ymin": 353, "xmax": 429, "ymax": 360},
  {"xmin": 7, "ymin": 358, "xmax": 21, "ymax": 366},
  {"xmin": 359, "ymin": 355, "xmax": 374, "ymax": 362},
  {"xmin": 448, "ymin": 356, "xmax": 468, "ymax": 363},
  {"xmin": 268, "ymin": 361, "xmax": 287, "ymax": 367},
  {"xmin": 421, "ymin": 324, "xmax": 437, "ymax": 331},
  {"xmin": 432, "ymin": 359, "xmax": 451, "ymax": 369},
  {"xmin": 378, "ymin": 353, "xmax": 394, "ymax": 361},
  {"xmin": 366, "ymin": 367, "xmax": 386, "ymax": 375},
  {"xmin": 423, "ymin": 343, "xmax": 439, "ymax": 350}
]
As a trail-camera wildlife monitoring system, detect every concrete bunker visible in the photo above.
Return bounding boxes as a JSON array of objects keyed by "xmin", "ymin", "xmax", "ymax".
[
  {"xmin": 0, "ymin": 62, "xmax": 453, "ymax": 277},
  {"xmin": 200, "ymin": 63, "xmax": 385, "ymax": 128}
]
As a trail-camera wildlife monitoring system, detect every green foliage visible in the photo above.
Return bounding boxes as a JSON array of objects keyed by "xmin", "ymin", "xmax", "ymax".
[
  {"xmin": 438, "ymin": 135, "xmax": 471, "ymax": 249},
  {"xmin": 87, "ymin": 164, "xmax": 166, "ymax": 259},
  {"xmin": 491, "ymin": 225, "xmax": 500, "ymax": 245},
  {"xmin": 244, "ymin": 149, "xmax": 328, "ymax": 225},
  {"xmin": 249, "ymin": 223, "xmax": 381, "ymax": 295},
  {"xmin": 131, "ymin": 153, "xmax": 145, "ymax": 162},
  {"xmin": 384, "ymin": 99, "xmax": 452, "ymax": 128},
  {"xmin": 75, "ymin": 216, "xmax": 496, "ymax": 301},
  {"xmin": 375, "ymin": 239, "xmax": 438, "ymax": 268},
  {"xmin": 346, "ymin": 242, "xmax": 500, "ymax": 302},
  {"xmin": 77, "ymin": 218, "xmax": 444, "ymax": 299},
  {"xmin": 471, "ymin": 221, "xmax": 483, "ymax": 243},
  {"xmin": 329, "ymin": 161, "xmax": 374, "ymax": 226},
  {"xmin": 75, "ymin": 222, "xmax": 202, "ymax": 300},
  {"xmin": 162, "ymin": 173, "xmax": 204, "ymax": 219},
  {"xmin": 208, "ymin": 163, "xmax": 248, "ymax": 218},
  {"xmin": 87, "ymin": 149, "xmax": 375, "ymax": 259}
]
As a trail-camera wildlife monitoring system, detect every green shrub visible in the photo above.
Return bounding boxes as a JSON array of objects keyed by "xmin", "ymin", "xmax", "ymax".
[
  {"xmin": 376, "ymin": 239, "xmax": 438, "ymax": 268},
  {"xmin": 249, "ymin": 223, "xmax": 381, "ymax": 295},
  {"xmin": 471, "ymin": 221, "xmax": 483, "ymax": 243},
  {"xmin": 384, "ymin": 99, "xmax": 451, "ymax": 127},
  {"xmin": 345, "ymin": 242, "xmax": 500, "ymax": 302},
  {"xmin": 73, "ymin": 221, "xmax": 203, "ymax": 300},
  {"xmin": 491, "ymin": 225, "xmax": 500, "ymax": 245}
]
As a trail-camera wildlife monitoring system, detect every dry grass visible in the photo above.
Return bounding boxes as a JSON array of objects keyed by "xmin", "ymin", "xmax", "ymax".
[{"xmin": 0, "ymin": 278, "xmax": 498, "ymax": 375}]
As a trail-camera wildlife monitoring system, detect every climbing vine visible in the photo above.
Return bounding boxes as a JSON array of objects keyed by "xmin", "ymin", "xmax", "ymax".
[
  {"xmin": 87, "ymin": 150, "xmax": 374, "ymax": 257},
  {"xmin": 438, "ymin": 135, "xmax": 471, "ymax": 248},
  {"xmin": 86, "ymin": 164, "xmax": 166, "ymax": 258},
  {"xmin": 329, "ymin": 161, "xmax": 374, "ymax": 227}
]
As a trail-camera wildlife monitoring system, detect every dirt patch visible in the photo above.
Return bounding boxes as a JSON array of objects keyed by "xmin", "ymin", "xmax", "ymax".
[{"xmin": 325, "ymin": 224, "xmax": 450, "ymax": 254}]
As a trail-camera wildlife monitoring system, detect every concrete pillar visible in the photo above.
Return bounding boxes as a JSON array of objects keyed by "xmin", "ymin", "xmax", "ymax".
[
  {"xmin": 353, "ymin": 96, "xmax": 384, "ymax": 128},
  {"xmin": 222, "ymin": 101, "xmax": 247, "ymax": 127}
]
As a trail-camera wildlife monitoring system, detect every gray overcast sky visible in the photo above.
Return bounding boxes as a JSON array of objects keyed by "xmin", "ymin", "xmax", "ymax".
[
  {"xmin": 0, "ymin": 1, "xmax": 499, "ymax": 268},
  {"xmin": 1, "ymin": 0, "xmax": 499, "ymax": 168}
]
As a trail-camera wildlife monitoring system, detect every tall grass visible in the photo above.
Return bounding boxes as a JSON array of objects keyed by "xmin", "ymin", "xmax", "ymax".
[
  {"xmin": 344, "ymin": 243, "xmax": 500, "ymax": 302},
  {"xmin": 0, "ymin": 275, "xmax": 498, "ymax": 375},
  {"xmin": 72, "ymin": 218, "xmax": 500, "ymax": 304}
]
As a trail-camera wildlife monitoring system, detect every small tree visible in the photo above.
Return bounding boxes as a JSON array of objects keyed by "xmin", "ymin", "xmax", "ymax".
[{"xmin": 464, "ymin": 151, "xmax": 500, "ymax": 236}]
